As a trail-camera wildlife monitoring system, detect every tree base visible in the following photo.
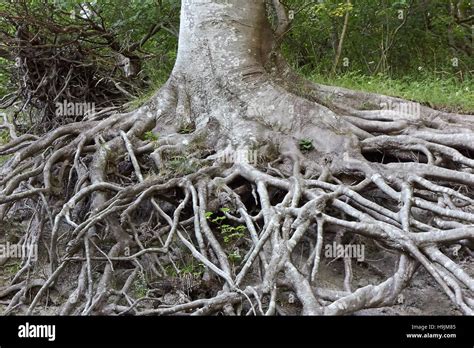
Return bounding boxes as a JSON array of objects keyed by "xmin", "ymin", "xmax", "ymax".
[{"xmin": 0, "ymin": 67, "xmax": 473, "ymax": 315}]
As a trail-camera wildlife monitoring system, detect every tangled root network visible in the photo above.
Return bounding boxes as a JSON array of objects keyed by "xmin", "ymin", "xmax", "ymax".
[{"xmin": 0, "ymin": 72, "xmax": 473, "ymax": 316}]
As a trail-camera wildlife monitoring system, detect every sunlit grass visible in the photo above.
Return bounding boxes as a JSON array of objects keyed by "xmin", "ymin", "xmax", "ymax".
[{"xmin": 311, "ymin": 71, "xmax": 473, "ymax": 114}]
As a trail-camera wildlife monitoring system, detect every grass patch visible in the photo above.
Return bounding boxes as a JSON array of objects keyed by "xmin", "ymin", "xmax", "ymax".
[{"xmin": 310, "ymin": 72, "xmax": 473, "ymax": 114}]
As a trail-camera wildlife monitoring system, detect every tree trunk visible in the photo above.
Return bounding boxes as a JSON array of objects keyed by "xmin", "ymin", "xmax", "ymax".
[
  {"xmin": 170, "ymin": 0, "xmax": 273, "ymax": 139},
  {"xmin": 331, "ymin": 0, "xmax": 351, "ymax": 76},
  {"xmin": 167, "ymin": 0, "xmax": 356, "ymax": 166},
  {"xmin": 175, "ymin": 0, "xmax": 270, "ymax": 76}
]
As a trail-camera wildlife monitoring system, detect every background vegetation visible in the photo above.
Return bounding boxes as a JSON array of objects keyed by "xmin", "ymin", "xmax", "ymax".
[{"xmin": 0, "ymin": 0, "xmax": 472, "ymax": 130}]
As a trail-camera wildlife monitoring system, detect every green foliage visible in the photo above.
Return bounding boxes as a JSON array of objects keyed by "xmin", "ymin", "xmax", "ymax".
[
  {"xmin": 205, "ymin": 210, "xmax": 247, "ymax": 245},
  {"xmin": 283, "ymin": 0, "xmax": 472, "ymax": 79},
  {"xmin": 164, "ymin": 155, "xmax": 200, "ymax": 175},
  {"xmin": 309, "ymin": 1, "xmax": 353, "ymax": 18},
  {"xmin": 0, "ymin": 0, "xmax": 179, "ymax": 122},
  {"xmin": 228, "ymin": 249, "xmax": 242, "ymax": 264},
  {"xmin": 132, "ymin": 272, "xmax": 148, "ymax": 298},
  {"xmin": 0, "ymin": 130, "xmax": 12, "ymax": 165},
  {"xmin": 168, "ymin": 155, "xmax": 187, "ymax": 169},
  {"xmin": 164, "ymin": 264, "xmax": 178, "ymax": 277},
  {"xmin": 312, "ymin": 71, "xmax": 473, "ymax": 113},
  {"xmin": 299, "ymin": 139, "xmax": 314, "ymax": 152},
  {"xmin": 220, "ymin": 224, "xmax": 246, "ymax": 244},
  {"xmin": 0, "ymin": 154, "xmax": 12, "ymax": 166},
  {"xmin": 0, "ymin": 0, "xmax": 471, "ymax": 134},
  {"xmin": 205, "ymin": 211, "xmax": 225, "ymax": 224},
  {"xmin": 0, "ymin": 130, "xmax": 10, "ymax": 145},
  {"xmin": 142, "ymin": 130, "xmax": 159, "ymax": 142},
  {"xmin": 180, "ymin": 262, "xmax": 205, "ymax": 277},
  {"xmin": 164, "ymin": 260, "xmax": 204, "ymax": 277}
]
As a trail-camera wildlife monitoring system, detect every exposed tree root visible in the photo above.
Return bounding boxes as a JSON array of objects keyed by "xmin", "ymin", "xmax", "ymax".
[{"xmin": 0, "ymin": 61, "xmax": 473, "ymax": 316}]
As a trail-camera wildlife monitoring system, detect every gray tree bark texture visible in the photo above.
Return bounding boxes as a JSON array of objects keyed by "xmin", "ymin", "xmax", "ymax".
[{"xmin": 0, "ymin": 0, "xmax": 473, "ymax": 315}]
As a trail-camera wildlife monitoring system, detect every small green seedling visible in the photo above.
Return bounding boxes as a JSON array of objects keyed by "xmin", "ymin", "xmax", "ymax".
[
  {"xmin": 143, "ymin": 130, "xmax": 159, "ymax": 142},
  {"xmin": 205, "ymin": 209, "xmax": 246, "ymax": 243},
  {"xmin": 220, "ymin": 224, "xmax": 246, "ymax": 243},
  {"xmin": 228, "ymin": 250, "xmax": 242, "ymax": 263},
  {"xmin": 299, "ymin": 139, "xmax": 314, "ymax": 152}
]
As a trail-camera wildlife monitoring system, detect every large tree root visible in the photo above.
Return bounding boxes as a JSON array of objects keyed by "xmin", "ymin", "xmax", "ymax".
[{"xmin": 0, "ymin": 70, "xmax": 473, "ymax": 316}]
